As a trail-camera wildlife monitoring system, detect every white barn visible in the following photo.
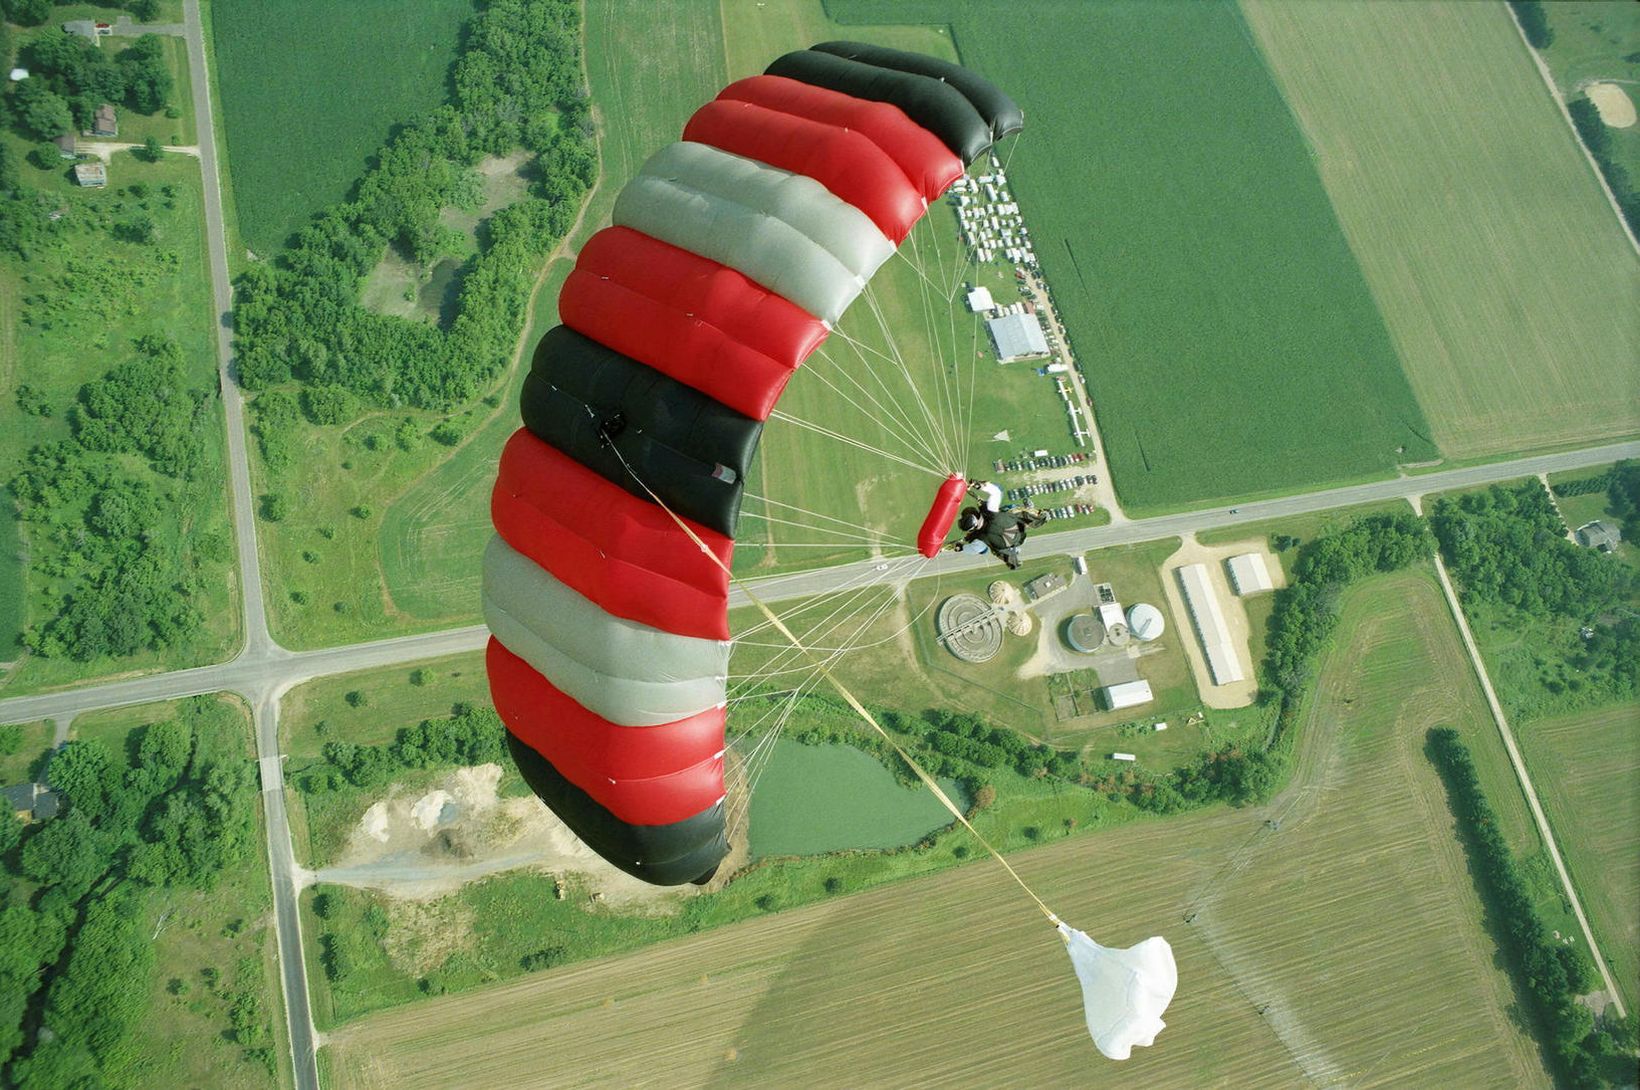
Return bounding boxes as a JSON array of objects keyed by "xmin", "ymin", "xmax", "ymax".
[
  {"xmin": 987, "ymin": 312, "xmax": 1050, "ymax": 361},
  {"xmin": 1227, "ymin": 552, "xmax": 1274, "ymax": 595},
  {"xmin": 1101, "ymin": 679, "xmax": 1154, "ymax": 711},
  {"xmin": 1177, "ymin": 563, "xmax": 1245, "ymax": 685}
]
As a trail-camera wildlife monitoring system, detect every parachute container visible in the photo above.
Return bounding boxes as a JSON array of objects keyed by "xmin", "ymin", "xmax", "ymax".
[
  {"xmin": 486, "ymin": 41, "xmax": 1022, "ymax": 886},
  {"xmin": 917, "ymin": 474, "xmax": 967, "ymax": 558},
  {"xmin": 1057, "ymin": 922, "xmax": 1178, "ymax": 1060}
]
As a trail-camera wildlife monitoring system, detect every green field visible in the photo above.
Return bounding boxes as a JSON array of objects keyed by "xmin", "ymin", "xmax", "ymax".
[
  {"xmin": 212, "ymin": 0, "xmax": 476, "ymax": 255},
  {"xmin": 324, "ymin": 567, "xmax": 1550, "ymax": 1089},
  {"xmin": 0, "ymin": 151, "xmax": 239, "ymax": 695},
  {"xmin": 1516, "ymin": 701, "xmax": 1640, "ymax": 1014},
  {"xmin": 1243, "ymin": 0, "xmax": 1640, "ymax": 462},
  {"xmin": 830, "ymin": 0, "xmax": 1436, "ymax": 513}
]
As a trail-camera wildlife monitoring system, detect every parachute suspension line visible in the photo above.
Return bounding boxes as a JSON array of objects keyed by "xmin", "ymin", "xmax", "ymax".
[
  {"xmin": 744, "ymin": 491, "xmax": 916, "ymax": 541},
  {"xmin": 735, "ymin": 510, "xmax": 902, "ymax": 546},
  {"xmin": 964, "ymin": 305, "xmax": 982, "ymax": 479},
  {"xmin": 859, "ymin": 288, "xmax": 959, "ymax": 472},
  {"xmin": 800, "ymin": 351, "xmax": 950, "ymax": 470},
  {"xmin": 906, "ymin": 227, "xmax": 963, "ymax": 474},
  {"xmin": 767, "ymin": 411, "xmax": 946, "ymax": 477},
  {"xmin": 828, "ymin": 316, "xmax": 954, "ymax": 476},
  {"xmin": 600, "ymin": 445, "xmax": 1060, "ymax": 927}
]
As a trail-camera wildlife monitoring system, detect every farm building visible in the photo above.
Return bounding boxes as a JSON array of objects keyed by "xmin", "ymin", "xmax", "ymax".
[
  {"xmin": 1101, "ymin": 680, "xmax": 1154, "ymax": 711},
  {"xmin": 1574, "ymin": 521, "xmax": 1621, "ymax": 552},
  {"xmin": 1127, "ymin": 602, "xmax": 1165, "ymax": 641},
  {"xmin": 987, "ymin": 312, "xmax": 1049, "ymax": 361},
  {"xmin": 73, "ymin": 161, "xmax": 107, "ymax": 188},
  {"xmin": 1227, "ymin": 552, "xmax": 1274, "ymax": 595},
  {"xmin": 1023, "ymin": 571, "xmax": 1066, "ymax": 601},
  {"xmin": 4, "ymin": 783, "xmax": 60, "ymax": 823},
  {"xmin": 53, "ymin": 133, "xmax": 78, "ymax": 159},
  {"xmin": 1177, "ymin": 563, "xmax": 1245, "ymax": 685},
  {"xmin": 91, "ymin": 103, "xmax": 117, "ymax": 137},
  {"xmin": 965, "ymin": 286, "xmax": 994, "ymax": 312}
]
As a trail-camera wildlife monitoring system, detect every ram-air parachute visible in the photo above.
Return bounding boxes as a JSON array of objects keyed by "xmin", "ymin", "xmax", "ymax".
[{"xmin": 483, "ymin": 41, "xmax": 1175, "ymax": 1058}]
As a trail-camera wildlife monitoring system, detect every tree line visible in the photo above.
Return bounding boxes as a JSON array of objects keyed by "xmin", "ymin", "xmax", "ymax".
[
  {"xmin": 0, "ymin": 699, "xmax": 262, "ymax": 1086},
  {"xmin": 1567, "ymin": 97, "xmax": 1640, "ymax": 236},
  {"xmin": 1425, "ymin": 727, "xmax": 1634, "ymax": 1087},
  {"xmin": 301, "ymin": 703, "xmax": 507, "ymax": 794},
  {"xmin": 232, "ymin": 0, "xmax": 595, "ymax": 435}
]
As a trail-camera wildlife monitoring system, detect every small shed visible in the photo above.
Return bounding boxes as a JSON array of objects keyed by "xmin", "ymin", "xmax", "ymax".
[
  {"xmin": 8, "ymin": 68, "xmax": 28, "ymax": 82},
  {"xmin": 54, "ymin": 133, "xmax": 78, "ymax": 159},
  {"xmin": 1574, "ymin": 521, "xmax": 1622, "ymax": 553},
  {"xmin": 73, "ymin": 161, "xmax": 107, "ymax": 188}
]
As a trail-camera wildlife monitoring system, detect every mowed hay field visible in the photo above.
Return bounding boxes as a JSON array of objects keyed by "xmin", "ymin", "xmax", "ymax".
[
  {"xmin": 1514, "ymin": 701, "xmax": 1640, "ymax": 1012},
  {"xmin": 213, "ymin": 0, "xmax": 476, "ymax": 256},
  {"xmin": 1242, "ymin": 0, "xmax": 1640, "ymax": 460},
  {"xmin": 325, "ymin": 570, "xmax": 1549, "ymax": 1089},
  {"xmin": 833, "ymin": 0, "xmax": 1437, "ymax": 513}
]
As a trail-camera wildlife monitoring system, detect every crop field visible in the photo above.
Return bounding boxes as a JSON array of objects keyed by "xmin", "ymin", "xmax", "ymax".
[
  {"xmin": 1242, "ymin": 0, "xmax": 1640, "ymax": 461},
  {"xmin": 212, "ymin": 0, "xmax": 475, "ymax": 255},
  {"xmin": 1514, "ymin": 701, "xmax": 1640, "ymax": 1013},
  {"xmin": 829, "ymin": 0, "xmax": 1436, "ymax": 514},
  {"xmin": 0, "ymin": 153, "xmax": 238, "ymax": 694},
  {"xmin": 325, "ymin": 571, "xmax": 1548, "ymax": 1088}
]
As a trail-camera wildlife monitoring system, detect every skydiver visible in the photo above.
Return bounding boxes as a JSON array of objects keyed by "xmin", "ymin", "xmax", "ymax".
[{"xmin": 948, "ymin": 480, "xmax": 1046, "ymax": 570}]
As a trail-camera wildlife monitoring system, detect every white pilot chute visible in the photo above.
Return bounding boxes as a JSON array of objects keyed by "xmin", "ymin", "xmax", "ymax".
[{"xmin": 1056, "ymin": 922, "xmax": 1178, "ymax": 1060}]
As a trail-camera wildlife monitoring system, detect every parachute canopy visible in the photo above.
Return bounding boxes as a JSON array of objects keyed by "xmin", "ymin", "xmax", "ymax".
[
  {"xmin": 485, "ymin": 43, "xmax": 1022, "ymax": 885},
  {"xmin": 1057, "ymin": 923, "xmax": 1179, "ymax": 1060}
]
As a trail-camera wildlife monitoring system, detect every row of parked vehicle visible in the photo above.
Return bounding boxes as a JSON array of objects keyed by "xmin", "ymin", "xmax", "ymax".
[
  {"xmin": 1037, "ymin": 503, "xmax": 1097, "ymax": 521},
  {"xmin": 1006, "ymin": 473, "xmax": 1098, "ymax": 502},
  {"xmin": 991, "ymin": 450, "xmax": 1093, "ymax": 474}
]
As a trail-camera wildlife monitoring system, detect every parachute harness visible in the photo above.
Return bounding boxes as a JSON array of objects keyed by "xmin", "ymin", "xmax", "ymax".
[{"xmin": 605, "ymin": 439, "xmax": 1059, "ymax": 928}]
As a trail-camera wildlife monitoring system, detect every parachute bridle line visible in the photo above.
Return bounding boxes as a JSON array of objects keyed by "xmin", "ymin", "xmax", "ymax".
[{"xmin": 603, "ymin": 440, "xmax": 1060, "ymax": 928}]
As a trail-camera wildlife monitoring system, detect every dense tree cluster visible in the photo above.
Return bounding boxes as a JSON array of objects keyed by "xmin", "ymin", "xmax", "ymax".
[
  {"xmin": 1426, "ymin": 728, "xmax": 1634, "ymax": 1087},
  {"xmin": 233, "ymin": 0, "xmax": 594, "ymax": 427},
  {"xmin": 0, "ymin": 700, "xmax": 259, "ymax": 1085},
  {"xmin": 8, "ymin": 335, "xmax": 212, "ymax": 661},
  {"xmin": 305, "ymin": 704, "xmax": 507, "ymax": 793},
  {"xmin": 1568, "ymin": 96, "xmax": 1640, "ymax": 234},
  {"xmin": 1507, "ymin": 1, "xmax": 1553, "ymax": 49},
  {"xmin": 1604, "ymin": 460, "xmax": 1640, "ymax": 542},
  {"xmin": 9, "ymin": 31, "xmax": 172, "ymax": 138},
  {"xmin": 1431, "ymin": 482, "xmax": 1637, "ymax": 715},
  {"xmin": 2, "ymin": 1, "xmax": 158, "ymax": 26}
]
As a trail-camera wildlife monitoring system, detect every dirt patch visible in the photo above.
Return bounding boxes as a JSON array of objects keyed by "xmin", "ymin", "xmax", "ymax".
[
  {"xmin": 1586, "ymin": 82, "xmax": 1637, "ymax": 129},
  {"xmin": 317, "ymin": 764, "xmax": 690, "ymax": 908},
  {"xmin": 383, "ymin": 898, "xmax": 477, "ymax": 977}
]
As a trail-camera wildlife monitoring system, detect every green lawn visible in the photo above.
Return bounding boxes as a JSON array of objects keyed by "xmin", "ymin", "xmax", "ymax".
[
  {"xmin": 0, "ymin": 719, "xmax": 53, "ymax": 785},
  {"xmin": 1538, "ymin": 0, "xmax": 1640, "ymax": 198},
  {"xmin": 0, "ymin": 150, "xmax": 239, "ymax": 695},
  {"xmin": 211, "ymin": 0, "xmax": 476, "ymax": 255},
  {"xmin": 832, "ymin": 0, "xmax": 1437, "ymax": 513},
  {"xmin": 1243, "ymin": 0, "xmax": 1640, "ymax": 462},
  {"xmin": 1514, "ymin": 700, "xmax": 1640, "ymax": 1013}
]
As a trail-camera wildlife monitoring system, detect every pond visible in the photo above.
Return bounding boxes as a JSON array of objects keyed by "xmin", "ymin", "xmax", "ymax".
[{"xmin": 746, "ymin": 740, "xmax": 970, "ymax": 860}]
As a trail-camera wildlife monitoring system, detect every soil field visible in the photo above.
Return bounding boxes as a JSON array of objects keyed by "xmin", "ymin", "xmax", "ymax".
[
  {"xmin": 212, "ymin": 0, "xmax": 476, "ymax": 255},
  {"xmin": 1513, "ymin": 700, "xmax": 1640, "ymax": 1013},
  {"xmin": 1242, "ymin": 0, "xmax": 1640, "ymax": 461},
  {"xmin": 324, "ymin": 570, "xmax": 1549, "ymax": 1088}
]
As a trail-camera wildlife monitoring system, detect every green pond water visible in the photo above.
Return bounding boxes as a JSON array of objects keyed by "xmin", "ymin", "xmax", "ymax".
[{"xmin": 747, "ymin": 740, "xmax": 969, "ymax": 860}]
